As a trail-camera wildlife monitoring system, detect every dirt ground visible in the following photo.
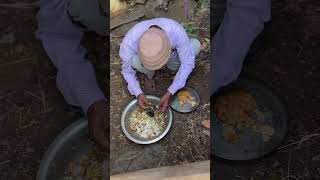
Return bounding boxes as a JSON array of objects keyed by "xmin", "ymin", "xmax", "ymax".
[
  {"xmin": 0, "ymin": 2, "xmax": 108, "ymax": 179},
  {"xmin": 1, "ymin": 0, "xmax": 319, "ymax": 179},
  {"xmin": 212, "ymin": 1, "xmax": 320, "ymax": 179},
  {"xmin": 110, "ymin": 0, "xmax": 210, "ymax": 175}
]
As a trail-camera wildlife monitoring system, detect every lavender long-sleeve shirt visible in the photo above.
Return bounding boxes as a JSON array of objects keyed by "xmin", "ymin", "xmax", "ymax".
[
  {"xmin": 210, "ymin": 0, "xmax": 271, "ymax": 95},
  {"xmin": 119, "ymin": 18, "xmax": 195, "ymax": 97},
  {"xmin": 36, "ymin": 0, "xmax": 106, "ymax": 113}
]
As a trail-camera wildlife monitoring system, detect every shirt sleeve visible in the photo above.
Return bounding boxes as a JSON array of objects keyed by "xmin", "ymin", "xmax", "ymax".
[
  {"xmin": 119, "ymin": 36, "xmax": 143, "ymax": 97},
  {"xmin": 41, "ymin": 35, "xmax": 106, "ymax": 112},
  {"xmin": 210, "ymin": 0, "xmax": 270, "ymax": 95},
  {"xmin": 168, "ymin": 24, "xmax": 195, "ymax": 94},
  {"xmin": 36, "ymin": 0, "xmax": 106, "ymax": 112}
]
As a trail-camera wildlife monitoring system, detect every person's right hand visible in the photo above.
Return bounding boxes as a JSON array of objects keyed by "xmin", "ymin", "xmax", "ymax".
[
  {"xmin": 87, "ymin": 100, "xmax": 109, "ymax": 151},
  {"xmin": 138, "ymin": 93, "xmax": 151, "ymax": 109}
]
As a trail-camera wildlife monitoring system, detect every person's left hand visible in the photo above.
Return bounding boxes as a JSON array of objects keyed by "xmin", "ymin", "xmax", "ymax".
[
  {"xmin": 87, "ymin": 100, "xmax": 109, "ymax": 151},
  {"xmin": 158, "ymin": 91, "xmax": 172, "ymax": 112}
]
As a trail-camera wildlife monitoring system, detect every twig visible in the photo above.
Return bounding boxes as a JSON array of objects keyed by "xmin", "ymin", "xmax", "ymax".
[
  {"xmin": 18, "ymin": 110, "xmax": 22, "ymax": 129},
  {"xmin": 125, "ymin": 159, "xmax": 134, "ymax": 171},
  {"xmin": 39, "ymin": 85, "xmax": 46, "ymax": 111},
  {"xmin": 287, "ymin": 150, "xmax": 292, "ymax": 178},
  {"xmin": 20, "ymin": 120, "xmax": 39, "ymax": 129},
  {"xmin": 6, "ymin": 99, "xmax": 23, "ymax": 111},
  {"xmin": 24, "ymin": 90, "xmax": 41, "ymax": 101},
  {"xmin": 158, "ymin": 146, "xmax": 168, "ymax": 168},
  {"xmin": 0, "ymin": 91, "xmax": 15, "ymax": 101},
  {"xmin": 0, "ymin": 58, "xmax": 32, "ymax": 68},
  {"xmin": 0, "ymin": 2, "xmax": 38, "ymax": 8},
  {"xmin": 277, "ymin": 133, "xmax": 320, "ymax": 150},
  {"xmin": 200, "ymin": 103, "xmax": 210, "ymax": 109},
  {"xmin": 35, "ymin": 66, "xmax": 47, "ymax": 112},
  {"xmin": 0, "ymin": 112, "xmax": 8, "ymax": 122},
  {"xmin": 0, "ymin": 160, "xmax": 10, "ymax": 166},
  {"xmin": 30, "ymin": 106, "xmax": 54, "ymax": 116},
  {"xmin": 27, "ymin": 105, "xmax": 32, "ymax": 114}
]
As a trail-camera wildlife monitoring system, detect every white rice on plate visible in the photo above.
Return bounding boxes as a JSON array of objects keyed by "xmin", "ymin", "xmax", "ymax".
[{"xmin": 128, "ymin": 108, "xmax": 166, "ymax": 139}]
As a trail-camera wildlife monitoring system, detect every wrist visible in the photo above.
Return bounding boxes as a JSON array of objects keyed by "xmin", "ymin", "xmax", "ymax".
[{"xmin": 167, "ymin": 87, "xmax": 176, "ymax": 95}]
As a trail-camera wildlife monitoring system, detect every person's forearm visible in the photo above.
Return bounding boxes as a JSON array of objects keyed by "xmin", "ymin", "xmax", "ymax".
[
  {"xmin": 168, "ymin": 64, "xmax": 193, "ymax": 94},
  {"xmin": 120, "ymin": 54, "xmax": 143, "ymax": 97},
  {"xmin": 170, "ymin": 31, "xmax": 196, "ymax": 94},
  {"xmin": 210, "ymin": 0, "xmax": 270, "ymax": 95},
  {"xmin": 121, "ymin": 71, "xmax": 143, "ymax": 97},
  {"xmin": 119, "ymin": 38, "xmax": 143, "ymax": 97}
]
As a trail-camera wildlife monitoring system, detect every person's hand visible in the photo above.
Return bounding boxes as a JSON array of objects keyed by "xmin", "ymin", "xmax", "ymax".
[
  {"xmin": 138, "ymin": 93, "xmax": 151, "ymax": 109},
  {"xmin": 158, "ymin": 91, "xmax": 172, "ymax": 112},
  {"xmin": 87, "ymin": 100, "xmax": 109, "ymax": 151}
]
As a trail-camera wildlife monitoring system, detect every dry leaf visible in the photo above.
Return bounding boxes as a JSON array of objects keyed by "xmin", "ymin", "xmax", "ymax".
[{"xmin": 201, "ymin": 120, "xmax": 210, "ymax": 129}]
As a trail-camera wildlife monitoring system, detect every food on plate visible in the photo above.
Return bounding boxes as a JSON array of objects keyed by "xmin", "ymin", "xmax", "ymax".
[
  {"xmin": 64, "ymin": 148, "xmax": 107, "ymax": 179},
  {"xmin": 177, "ymin": 90, "xmax": 197, "ymax": 107},
  {"xmin": 128, "ymin": 107, "xmax": 166, "ymax": 139},
  {"xmin": 214, "ymin": 89, "xmax": 274, "ymax": 143},
  {"xmin": 214, "ymin": 89, "xmax": 257, "ymax": 126},
  {"xmin": 222, "ymin": 125, "xmax": 240, "ymax": 144}
]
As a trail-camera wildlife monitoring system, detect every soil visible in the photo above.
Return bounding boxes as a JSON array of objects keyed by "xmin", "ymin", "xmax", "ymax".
[
  {"xmin": 1, "ymin": 0, "xmax": 318, "ymax": 179},
  {"xmin": 0, "ymin": 2, "xmax": 108, "ymax": 179},
  {"xmin": 212, "ymin": 1, "xmax": 320, "ymax": 179},
  {"xmin": 110, "ymin": 0, "xmax": 210, "ymax": 175}
]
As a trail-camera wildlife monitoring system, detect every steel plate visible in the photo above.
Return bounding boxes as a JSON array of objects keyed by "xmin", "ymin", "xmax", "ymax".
[
  {"xmin": 211, "ymin": 78, "xmax": 288, "ymax": 160},
  {"xmin": 121, "ymin": 95, "xmax": 173, "ymax": 144},
  {"xmin": 170, "ymin": 87, "xmax": 200, "ymax": 113},
  {"xmin": 36, "ymin": 118, "xmax": 93, "ymax": 180}
]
